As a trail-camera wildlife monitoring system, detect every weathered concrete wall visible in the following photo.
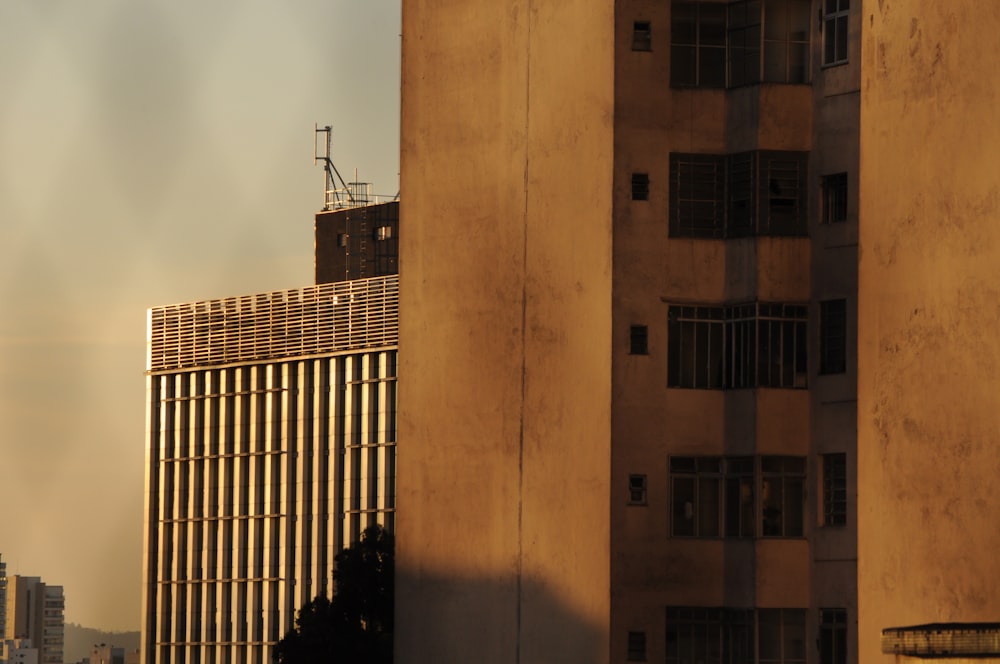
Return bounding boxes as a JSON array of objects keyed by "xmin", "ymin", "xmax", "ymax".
[
  {"xmin": 397, "ymin": 0, "xmax": 614, "ymax": 662},
  {"xmin": 858, "ymin": 2, "xmax": 1000, "ymax": 662}
]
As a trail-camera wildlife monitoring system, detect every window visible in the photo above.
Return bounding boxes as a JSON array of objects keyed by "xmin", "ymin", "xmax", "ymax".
[
  {"xmin": 628, "ymin": 474, "xmax": 648, "ymax": 505},
  {"xmin": 819, "ymin": 609, "xmax": 848, "ymax": 664},
  {"xmin": 630, "ymin": 325, "xmax": 649, "ymax": 355},
  {"xmin": 628, "ymin": 631, "xmax": 648, "ymax": 661},
  {"xmin": 337, "ymin": 233, "xmax": 349, "ymax": 247},
  {"xmin": 820, "ymin": 299, "xmax": 847, "ymax": 374},
  {"xmin": 632, "ymin": 173, "xmax": 650, "ymax": 201},
  {"xmin": 822, "ymin": 453, "xmax": 847, "ymax": 526},
  {"xmin": 671, "ymin": 456, "xmax": 804, "ymax": 538},
  {"xmin": 633, "ymin": 21, "xmax": 652, "ymax": 51},
  {"xmin": 822, "ymin": 173, "xmax": 848, "ymax": 223},
  {"xmin": 822, "ymin": 0, "xmax": 850, "ymax": 66},
  {"xmin": 671, "ymin": 2, "xmax": 726, "ymax": 88},
  {"xmin": 665, "ymin": 608, "xmax": 752, "ymax": 664},
  {"xmin": 668, "ymin": 303, "xmax": 807, "ymax": 390},
  {"xmin": 670, "ymin": 153, "xmax": 726, "ymax": 237},
  {"xmin": 670, "ymin": 151, "xmax": 808, "ymax": 238},
  {"xmin": 667, "ymin": 305, "xmax": 725, "ymax": 389},
  {"xmin": 728, "ymin": 0, "xmax": 810, "ymax": 86},
  {"xmin": 759, "ymin": 609, "xmax": 807, "ymax": 664},
  {"xmin": 756, "ymin": 303, "xmax": 808, "ymax": 388},
  {"xmin": 760, "ymin": 456, "xmax": 805, "ymax": 537},
  {"xmin": 374, "ymin": 225, "xmax": 393, "ymax": 241}
]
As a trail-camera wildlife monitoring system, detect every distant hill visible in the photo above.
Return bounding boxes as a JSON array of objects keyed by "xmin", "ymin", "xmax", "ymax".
[{"xmin": 64, "ymin": 623, "xmax": 140, "ymax": 664}]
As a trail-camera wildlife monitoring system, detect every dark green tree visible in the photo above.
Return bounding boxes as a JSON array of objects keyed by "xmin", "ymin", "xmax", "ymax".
[{"xmin": 275, "ymin": 525, "xmax": 394, "ymax": 663}]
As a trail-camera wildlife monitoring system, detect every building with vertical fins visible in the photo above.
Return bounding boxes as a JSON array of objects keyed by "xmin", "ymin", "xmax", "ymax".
[{"xmin": 141, "ymin": 193, "xmax": 398, "ymax": 664}]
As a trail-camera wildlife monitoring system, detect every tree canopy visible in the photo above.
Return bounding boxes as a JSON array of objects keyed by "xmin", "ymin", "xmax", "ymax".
[{"xmin": 275, "ymin": 525, "xmax": 394, "ymax": 664}]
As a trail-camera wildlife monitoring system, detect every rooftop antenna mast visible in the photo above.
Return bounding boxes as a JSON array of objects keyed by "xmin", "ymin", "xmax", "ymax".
[{"xmin": 314, "ymin": 124, "xmax": 354, "ymax": 211}]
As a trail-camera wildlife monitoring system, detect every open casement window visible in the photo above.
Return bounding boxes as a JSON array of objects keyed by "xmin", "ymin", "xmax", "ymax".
[
  {"xmin": 822, "ymin": 0, "xmax": 850, "ymax": 66},
  {"xmin": 822, "ymin": 173, "xmax": 848, "ymax": 224}
]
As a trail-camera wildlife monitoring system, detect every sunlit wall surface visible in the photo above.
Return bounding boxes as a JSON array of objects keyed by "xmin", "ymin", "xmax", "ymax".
[{"xmin": 142, "ymin": 276, "xmax": 398, "ymax": 664}]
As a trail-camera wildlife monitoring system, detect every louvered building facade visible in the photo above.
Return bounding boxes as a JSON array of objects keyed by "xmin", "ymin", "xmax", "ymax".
[{"xmin": 141, "ymin": 275, "xmax": 398, "ymax": 664}]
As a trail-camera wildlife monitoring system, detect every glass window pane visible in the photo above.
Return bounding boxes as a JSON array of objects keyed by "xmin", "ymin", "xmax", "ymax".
[
  {"xmin": 788, "ymin": 42, "xmax": 809, "ymax": 83},
  {"xmin": 762, "ymin": 477, "xmax": 783, "ymax": 536},
  {"xmin": 764, "ymin": 41, "xmax": 788, "ymax": 82},
  {"xmin": 824, "ymin": 19, "xmax": 837, "ymax": 62},
  {"xmin": 701, "ymin": 46, "xmax": 727, "ymax": 87},
  {"xmin": 672, "ymin": 3, "xmax": 697, "ymax": 44},
  {"xmin": 759, "ymin": 610, "xmax": 781, "ymax": 662},
  {"xmin": 672, "ymin": 45, "xmax": 697, "ymax": 87},
  {"xmin": 702, "ymin": 5, "xmax": 727, "ymax": 45},
  {"xmin": 785, "ymin": 611, "xmax": 807, "ymax": 662},
  {"xmin": 789, "ymin": 0, "xmax": 810, "ymax": 40},
  {"xmin": 764, "ymin": 0, "xmax": 788, "ymax": 41},
  {"xmin": 785, "ymin": 478, "xmax": 804, "ymax": 536},
  {"xmin": 673, "ymin": 477, "xmax": 696, "ymax": 535},
  {"xmin": 699, "ymin": 478, "xmax": 721, "ymax": 536},
  {"xmin": 836, "ymin": 15, "xmax": 848, "ymax": 60}
]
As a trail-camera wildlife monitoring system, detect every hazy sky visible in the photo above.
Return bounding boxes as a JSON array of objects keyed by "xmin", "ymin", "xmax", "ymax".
[{"xmin": 0, "ymin": 0, "xmax": 400, "ymax": 631}]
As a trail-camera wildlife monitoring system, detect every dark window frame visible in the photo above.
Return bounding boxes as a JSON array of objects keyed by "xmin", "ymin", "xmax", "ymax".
[
  {"xmin": 822, "ymin": 172, "xmax": 848, "ymax": 224},
  {"xmin": 632, "ymin": 172, "xmax": 650, "ymax": 201},
  {"xmin": 628, "ymin": 630, "xmax": 648, "ymax": 661},
  {"xmin": 628, "ymin": 474, "xmax": 648, "ymax": 505},
  {"xmin": 728, "ymin": 0, "xmax": 811, "ymax": 87},
  {"xmin": 671, "ymin": 1, "xmax": 727, "ymax": 88},
  {"xmin": 668, "ymin": 302, "xmax": 807, "ymax": 390},
  {"xmin": 822, "ymin": 0, "xmax": 850, "ymax": 66},
  {"xmin": 819, "ymin": 608, "xmax": 848, "ymax": 664},
  {"xmin": 671, "ymin": 456, "xmax": 804, "ymax": 539},
  {"xmin": 670, "ymin": 151, "xmax": 808, "ymax": 238},
  {"xmin": 819, "ymin": 299, "xmax": 847, "ymax": 375},
  {"xmin": 630, "ymin": 325, "xmax": 650, "ymax": 355},
  {"xmin": 633, "ymin": 21, "xmax": 653, "ymax": 51},
  {"xmin": 822, "ymin": 453, "xmax": 847, "ymax": 526}
]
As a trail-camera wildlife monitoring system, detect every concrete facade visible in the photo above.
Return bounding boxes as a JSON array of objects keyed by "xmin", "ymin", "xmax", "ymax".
[
  {"xmin": 399, "ymin": 1, "xmax": 865, "ymax": 663},
  {"xmin": 857, "ymin": 3, "xmax": 1000, "ymax": 663},
  {"xmin": 398, "ymin": 1, "xmax": 614, "ymax": 662}
]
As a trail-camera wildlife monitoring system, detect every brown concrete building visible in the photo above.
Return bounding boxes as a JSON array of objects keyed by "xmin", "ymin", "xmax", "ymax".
[{"xmin": 400, "ymin": 0, "xmax": 1000, "ymax": 662}]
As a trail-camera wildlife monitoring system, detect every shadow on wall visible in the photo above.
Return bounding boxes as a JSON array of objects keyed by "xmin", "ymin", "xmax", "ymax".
[{"xmin": 395, "ymin": 568, "xmax": 606, "ymax": 664}]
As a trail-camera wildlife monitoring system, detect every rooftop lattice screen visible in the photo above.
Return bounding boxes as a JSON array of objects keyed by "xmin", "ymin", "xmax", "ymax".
[{"xmin": 147, "ymin": 275, "xmax": 399, "ymax": 372}]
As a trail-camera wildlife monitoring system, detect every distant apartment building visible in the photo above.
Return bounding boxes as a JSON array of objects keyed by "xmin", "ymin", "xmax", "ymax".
[
  {"xmin": 3, "ymin": 577, "xmax": 63, "ymax": 664},
  {"xmin": 1, "ymin": 639, "xmax": 39, "ymax": 664},
  {"xmin": 89, "ymin": 643, "xmax": 124, "ymax": 664},
  {"xmin": 141, "ymin": 197, "xmax": 399, "ymax": 664}
]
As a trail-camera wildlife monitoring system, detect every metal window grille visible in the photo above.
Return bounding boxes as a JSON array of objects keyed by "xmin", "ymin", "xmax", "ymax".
[
  {"xmin": 822, "ymin": 173, "xmax": 848, "ymax": 223},
  {"xmin": 670, "ymin": 153, "xmax": 726, "ymax": 237},
  {"xmin": 666, "ymin": 607, "xmax": 754, "ymax": 664},
  {"xmin": 823, "ymin": 453, "xmax": 847, "ymax": 526}
]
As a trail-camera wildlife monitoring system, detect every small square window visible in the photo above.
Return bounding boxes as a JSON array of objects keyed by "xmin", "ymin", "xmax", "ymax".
[
  {"xmin": 822, "ymin": 173, "xmax": 848, "ymax": 224},
  {"xmin": 630, "ymin": 325, "xmax": 649, "ymax": 355},
  {"xmin": 631, "ymin": 173, "xmax": 650, "ymax": 201},
  {"xmin": 628, "ymin": 474, "xmax": 647, "ymax": 505},
  {"xmin": 627, "ymin": 630, "xmax": 647, "ymax": 661},
  {"xmin": 632, "ymin": 21, "xmax": 652, "ymax": 51}
]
